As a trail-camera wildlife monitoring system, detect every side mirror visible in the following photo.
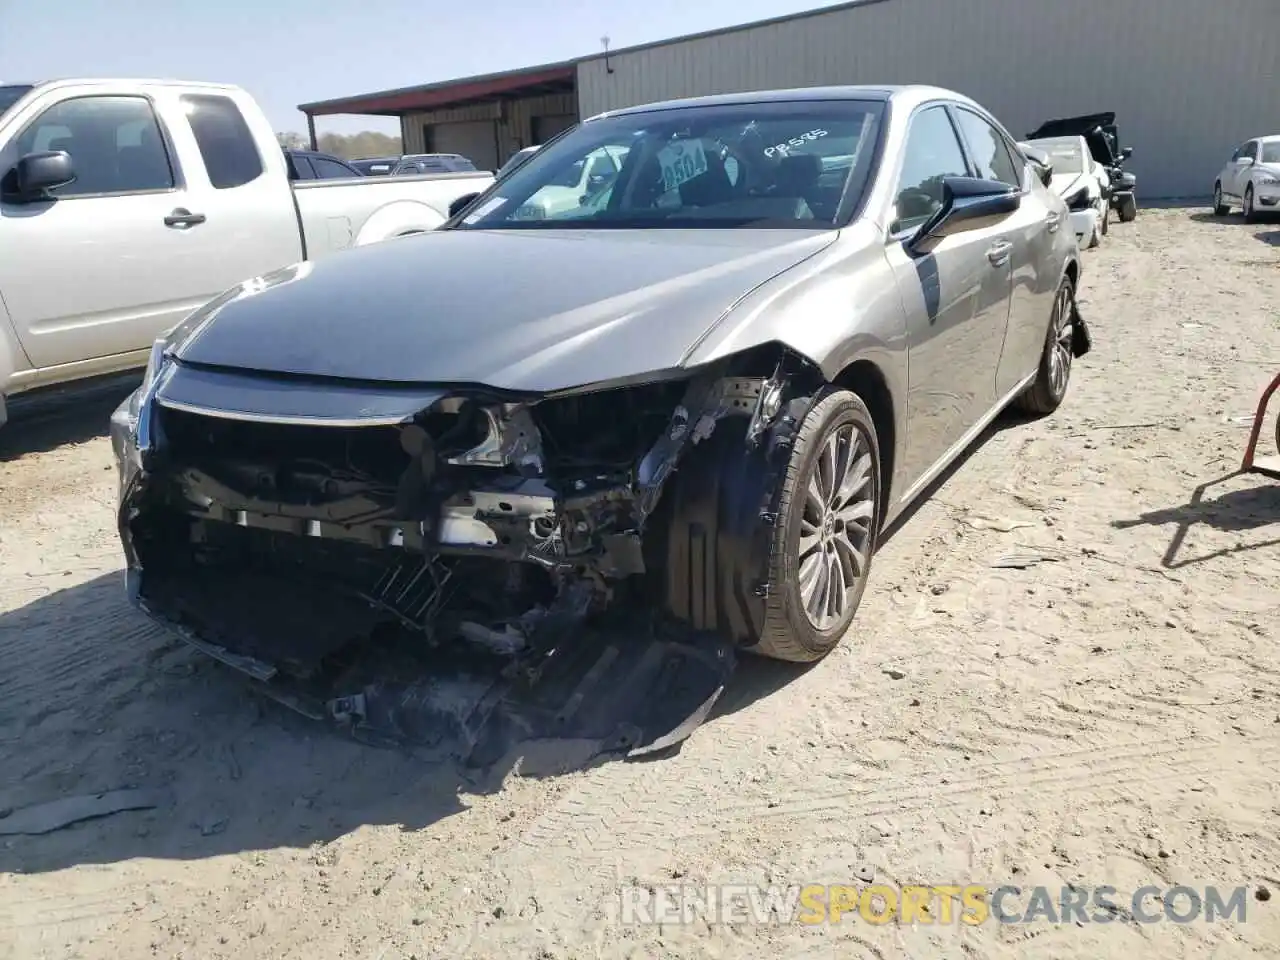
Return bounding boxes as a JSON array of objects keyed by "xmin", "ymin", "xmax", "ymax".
[
  {"xmin": 1241, "ymin": 156, "xmax": 1255, "ymax": 166},
  {"xmin": 7, "ymin": 150, "xmax": 76, "ymax": 201},
  {"xmin": 1019, "ymin": 144, "xmax": 1054, "ymax": 187},
  {"xmin": 448, "ymin": 192, "xmax": 481, "ymax": 219},
  {"xmin": 1120, "ymin": 146, "xmax": 1133, "ymax": 160},
  {"xmin": 907, "ymin": 177, "xmax": 1021, "ymax": 256}
]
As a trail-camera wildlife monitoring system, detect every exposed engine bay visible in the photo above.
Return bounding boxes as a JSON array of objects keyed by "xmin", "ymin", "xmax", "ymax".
[{"xmin": 117, "ymin": 346, "xmax": 820, "ymax": 768}]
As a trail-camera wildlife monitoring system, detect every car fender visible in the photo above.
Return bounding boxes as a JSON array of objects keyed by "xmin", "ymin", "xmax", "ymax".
[{"xmin": 354, "ymin": 200, "xmax": 448, "ymax": 246}]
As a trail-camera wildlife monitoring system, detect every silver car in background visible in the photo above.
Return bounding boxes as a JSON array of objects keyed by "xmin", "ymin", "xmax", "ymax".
[{"xmin": 111, "ymin": 85, "xmax": 1088, "ymax": 755}]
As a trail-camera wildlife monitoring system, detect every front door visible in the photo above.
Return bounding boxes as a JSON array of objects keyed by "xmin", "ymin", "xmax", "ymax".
[
  {"xmin": 883, "ymin": 104, "xmax": 1015, "ymax": 488},
  {"xmin": 0, "ymin": 93, "xmax": 213, "ymax": 369},
  {"xmin": 1226, "ymin": 141, "xmax": 1258, "ymax": 198}
]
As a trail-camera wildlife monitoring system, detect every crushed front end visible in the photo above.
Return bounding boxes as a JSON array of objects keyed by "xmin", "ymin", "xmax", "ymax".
[{"xmin": 112, "ymin": 350, "xmax": 815, "ymax": 767}]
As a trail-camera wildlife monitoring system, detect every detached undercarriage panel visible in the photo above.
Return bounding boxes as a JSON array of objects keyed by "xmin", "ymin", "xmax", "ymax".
[{"xmin": 120, "ymin": 351, "xmax": 816, "ymax": 765}]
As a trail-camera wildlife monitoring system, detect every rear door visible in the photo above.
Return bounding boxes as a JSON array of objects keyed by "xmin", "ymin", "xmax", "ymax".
[
  {"xmin": 882, "ymin": 103, "xmax": 1014, "ymax": 486},
  {"xmin": 950, "ymin": 105, "xmax": 1055, "ymax": 400},
  {"xmin": 172, "ymin": 92, "xmax": 304, "ymax": 293},
  {"xmin": 1226, "ymin": 141, "xmax": 1258, "ymax": 198}
]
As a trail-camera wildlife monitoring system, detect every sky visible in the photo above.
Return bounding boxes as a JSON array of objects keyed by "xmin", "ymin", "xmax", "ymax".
[{"xmin": 0, "ymin": 0, "xmax": 839, "ymax": 137}]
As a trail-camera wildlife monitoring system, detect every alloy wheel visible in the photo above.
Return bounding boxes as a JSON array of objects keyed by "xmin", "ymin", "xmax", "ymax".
[
  {"xmin": 1047, "ymin": 283, "xmax": 1074, "ymax": 399},
  {"xmin": 797, "ymin": 424, "xmax": 876, "ymax": 630}
]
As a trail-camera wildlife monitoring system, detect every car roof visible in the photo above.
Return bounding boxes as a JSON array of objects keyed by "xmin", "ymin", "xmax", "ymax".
[{"xmin": 591, "ymin": 85, "xmax": 971, "ymax": 119}]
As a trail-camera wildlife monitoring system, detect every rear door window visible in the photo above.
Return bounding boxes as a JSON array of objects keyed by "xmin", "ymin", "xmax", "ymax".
[
  {"xmin": 952, "ymin": 108, "xmax": 1020, "ymax": 187},
  {"xmin": 181, "ymin": 94, "xmax": 265, "ymax": 189},
  {"xmin": 10, "ymin": 95, "xmax": 175, "ymax": 197}
]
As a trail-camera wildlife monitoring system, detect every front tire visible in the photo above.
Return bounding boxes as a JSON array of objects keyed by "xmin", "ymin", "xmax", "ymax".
[
  {"xmin": 747, "ymin": 388, "xmax": 881, "ymax": 663},
  {"xmin": 1014, "ymin": 274, "xmax": 1076, "ymax": 416},
  {"xmin": 1244, "ymin": 185, "xmax": 1258, "ymax": 223},
  {"xmin": 1100, "ymin": 202, "xmax": 1110, "ymax": 236},
  {"xmin": 1213, "ymin": 183, "xmax": 1230, "ymax": 217}
]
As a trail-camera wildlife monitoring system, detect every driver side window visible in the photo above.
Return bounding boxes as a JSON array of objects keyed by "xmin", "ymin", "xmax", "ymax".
[
  {"xmin": 892, "ymin": 106, "xmax": 969, "ymax": 234},
  {"xmin": 11, "ymin": 95, "xmax": 175, "ymax": 198}
]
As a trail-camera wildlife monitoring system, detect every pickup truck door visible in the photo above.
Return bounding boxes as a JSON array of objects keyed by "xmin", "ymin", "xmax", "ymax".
[{"xmin": 0, "ymin": 86, "xmax": 301, "ymax": 371}]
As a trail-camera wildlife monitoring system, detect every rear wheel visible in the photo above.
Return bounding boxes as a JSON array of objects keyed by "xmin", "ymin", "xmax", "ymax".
[
  {"xmin": 1100, "ymin": 202, "xmax": 1110, "ymax": 236},
  {"xmin": 1118, "ymin": 192, "xmax": 1138, "ymax": 223},
  {"xmin": 748, "ymin": 388, "xmax": 881, "ymax": 662},
  {"xmin": 1014, "ymin": 274, "xmax": 1076, "ymax": 416},
  {"xmin": 1243, "ymin": 185, "xmax": 1258, "ymax": 223},
  {"xmin": 1213, "ymin": 183, "xmax": 1230, "ymax": 217}
]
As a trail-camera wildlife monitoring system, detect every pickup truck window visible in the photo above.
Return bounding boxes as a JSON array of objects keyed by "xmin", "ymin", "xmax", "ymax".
[
  {"xmin": 181, "ymin": 94, "xmax": 264, "ymax": 190},
  {"xmin": 10, "ymin": 95, "xmax": 175, "ymax": 197}
]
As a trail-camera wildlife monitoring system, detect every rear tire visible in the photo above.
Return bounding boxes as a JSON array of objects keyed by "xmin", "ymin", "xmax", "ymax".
[
  {"xmin": 1118, "ymin": 192, "xmax": 1138, "ymax": 223},
  {"xmin": 1014, "ymin": 274, "xmax": 1076, "ymax": 416},
  {"xmin": 747, "ymin": 388, "xmax": 881, "ymax": 663},
  {"xmin": 1213, "ymin": 183, "xmax": 1230, "ymax": 217},
  {"xmin": 1087, "ymin": 220, "xmax": 1101, "ymax": 248},
  {"xmin": 1100, "ymin": 202, "xmax": 1110, "ymax": 236}
]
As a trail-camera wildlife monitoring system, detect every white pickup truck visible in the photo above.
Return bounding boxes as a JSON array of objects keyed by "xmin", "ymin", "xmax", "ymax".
[{"xmin": 0, "ymin": 78, "xmax": 494, "ymax": 426}]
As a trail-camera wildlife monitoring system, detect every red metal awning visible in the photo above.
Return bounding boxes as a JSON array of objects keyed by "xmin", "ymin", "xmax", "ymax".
[{"xmin": 299, "ymin": 62, "xmax": 577, "ymax": 117}]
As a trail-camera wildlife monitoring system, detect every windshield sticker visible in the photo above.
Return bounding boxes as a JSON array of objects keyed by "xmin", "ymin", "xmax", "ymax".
[
  {"xmin": 658, "ymin": 139, "xmax": 709, "ymax": 193},
  {"xmin": 462, "ymin": 196, "xmax": 508, "ymax": 223},
  {"xmin": 764, "ymin": 128, "xmax": 830, "ymax": 159}
]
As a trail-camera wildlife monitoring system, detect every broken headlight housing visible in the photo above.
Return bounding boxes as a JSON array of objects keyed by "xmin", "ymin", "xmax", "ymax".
[{"xmin": 1064, "ymin": 185, "xmax": 1092, "ymax": 211}]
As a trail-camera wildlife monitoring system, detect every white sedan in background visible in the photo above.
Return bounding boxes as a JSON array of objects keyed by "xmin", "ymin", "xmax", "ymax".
[
  {"xmin": 1025, "ymin": 135, "xmax": 1110, "ymax": 248},
  {"xmin": 1213, "ymin": 136, "xmax": 1280, "ymax": 221}
]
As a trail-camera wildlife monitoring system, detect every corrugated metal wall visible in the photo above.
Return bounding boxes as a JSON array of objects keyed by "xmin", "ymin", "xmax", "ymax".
[
  {"xmin": 400, "ymin": 92, "xmax": 577, "ymax": 169},
  {"xmin": 576, "ymin": 0, "xmax": 1280, "ymax": 197}
]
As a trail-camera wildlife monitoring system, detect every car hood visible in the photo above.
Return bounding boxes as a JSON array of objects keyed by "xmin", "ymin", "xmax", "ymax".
[
  {"xmin": 1050, "ymin": 171, "xmax": 1090, "ymax": 197},
  {"xmin": 174, "ymin": 228, "xmax": 836, "ymax": 394}
]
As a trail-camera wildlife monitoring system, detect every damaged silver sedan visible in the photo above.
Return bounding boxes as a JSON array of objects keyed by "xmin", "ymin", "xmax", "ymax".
[{"xmin": 111, "ymin": 86, "xmax": 1089, "ymax": 763}]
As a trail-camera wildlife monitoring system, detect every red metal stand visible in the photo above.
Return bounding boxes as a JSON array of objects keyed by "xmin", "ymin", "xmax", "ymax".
[{"xmin": 1241, "ymin": 370, "xmax": 1280, "ymax": 479}]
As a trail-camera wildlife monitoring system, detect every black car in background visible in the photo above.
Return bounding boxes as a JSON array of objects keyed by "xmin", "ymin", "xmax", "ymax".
[
  {"xmin": 351, "ymin": 156, "xmax": 398, "ymax": 176},
  {"xmin": 391, "ymin": 153, "xmax": 479, "ymax": 175},
  {"xmin": 283, "ymin": 149, "xmax": 365, "ymax": 181}
]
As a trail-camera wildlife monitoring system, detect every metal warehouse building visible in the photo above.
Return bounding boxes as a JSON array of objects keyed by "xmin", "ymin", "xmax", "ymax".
[{"xmin": 300, "ymin": 0, "xmax": 1279, "ymax": 198}]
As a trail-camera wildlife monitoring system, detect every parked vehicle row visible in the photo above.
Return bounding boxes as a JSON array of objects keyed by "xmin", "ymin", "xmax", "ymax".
[
  {"xmin": 109, "ymin": 84, "xmax": 1091, "ymax": 753},
  {"xmin": 0, "ymin": 78, "xmax": 494, "ymax": 425}
]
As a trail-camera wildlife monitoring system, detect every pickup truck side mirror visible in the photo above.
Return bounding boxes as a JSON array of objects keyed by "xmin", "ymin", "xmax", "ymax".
[
  {"xmin": 1120, "ymin": 146, "xmax": 1133, "ymax": 160},
  {"xmin": 8, "ymin": 150, "xmax": 76, "ymax": 201},
  {"xmin": 448, "ymin": 192, "xmax": 481, "ymax": 219}
]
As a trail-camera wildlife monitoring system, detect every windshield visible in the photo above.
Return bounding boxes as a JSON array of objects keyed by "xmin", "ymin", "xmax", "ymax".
[
  {"xmin": 1263, "ymin": 142, "xmax": 1280, "ymax": 164},
  {"xmin": 454, "ymin": 99, "xmax": 885, "ymax": 230},
  {"xmin": 0, "ymin": 84, "xmax": 33, "ymax": 121},
  {"xmin": 1029, "ymin": 138, "xmax": 1084, "ymax": 175}
]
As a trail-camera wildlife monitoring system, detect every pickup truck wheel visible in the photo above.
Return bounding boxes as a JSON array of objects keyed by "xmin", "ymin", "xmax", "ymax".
[
  {"xmin": 1117, "ymin": 192, "xmax": 1138, "ymax": 223},
  {"xmin": 1099, "ymin": 202, "xmax": 1110, "ymax": 236},
  {"xmin": 1014, "ymin": 274, "xmax": 1075, "ymax": 416},
  {"xmin": 1213, "ymin": 183, "xmax": 1230, "ymax": 217},
  {"xmin": 747, "ymin": 388, "xmax": 881, "ymax": 663}
]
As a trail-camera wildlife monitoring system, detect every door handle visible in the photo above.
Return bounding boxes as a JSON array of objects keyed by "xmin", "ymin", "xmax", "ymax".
[
  {"xmin": 1044, "ymin": 211, "xmax": 1061, "ymax": 233},
  {"xmin": 986, "ymin": 240, "xmax": 1013, "ymax": 266},
  {"xmin": 164, "ymin": 208, "xmax": 206, "ymax": 228}
]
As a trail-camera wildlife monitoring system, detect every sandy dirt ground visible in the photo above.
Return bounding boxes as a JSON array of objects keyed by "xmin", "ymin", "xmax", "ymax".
[{"xmin": 2, "ymin": 206, "xmax": 1279, "ymax": 960}]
